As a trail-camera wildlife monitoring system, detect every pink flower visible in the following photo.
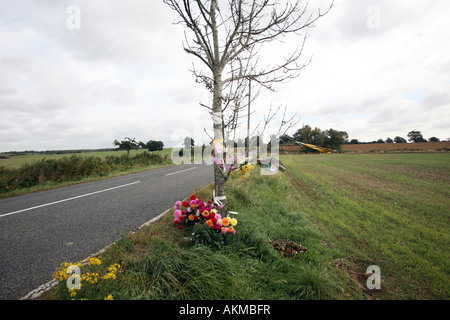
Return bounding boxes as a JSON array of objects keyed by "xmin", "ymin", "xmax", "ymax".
[{"xmin": 174, "ymin": 210, "xmax": 181, "ymax": 218}]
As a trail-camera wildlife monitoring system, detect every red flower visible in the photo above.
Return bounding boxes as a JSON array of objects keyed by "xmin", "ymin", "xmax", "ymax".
[
  {"xmin": 190, "ymin": 195, "xmax": 196, "ymax": 201},
  {"xmin": 178, "ymin": 225, "xmax": 184, "ymax": 229},
  {"xmin": 182, "ymin": 201, "xmax": 189, "ymax": 207}
]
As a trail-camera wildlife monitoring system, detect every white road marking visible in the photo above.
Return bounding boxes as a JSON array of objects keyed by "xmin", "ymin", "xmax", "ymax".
[
  {"xmin": 165, "ymin": 167, "xmax": 197, "ymax": 176},
  {"xmin": 0, "ymin": 181, "xmax": 141, "ymax": 219}
]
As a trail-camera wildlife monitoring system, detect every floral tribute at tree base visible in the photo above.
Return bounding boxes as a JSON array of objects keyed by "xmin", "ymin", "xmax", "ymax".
[{"xmin": 173, "ymin": 194, "xmax": 237, "ymax": 247}]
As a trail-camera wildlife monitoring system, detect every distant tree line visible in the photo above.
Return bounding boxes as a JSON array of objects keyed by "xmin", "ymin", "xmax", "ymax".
[
  {"xmin": 113, "ymin": 137, "xmax": 164, "ymax": 154},
  {"xmin": 280, "ymin": 128, "xmax": 443, "ymax": 150},
  {"xmin": 347, "ymin": 131, "xmax": 441, "ymax": 145},
  {"xmin": 280, "ymin": 125, "xmax": 349, "ymax": 151}
]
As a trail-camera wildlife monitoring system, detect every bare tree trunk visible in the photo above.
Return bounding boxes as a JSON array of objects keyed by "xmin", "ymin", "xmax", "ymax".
[
  {"xmin": 213, "ymin": 72, "xmax": 227, "ymax": 212},
  {"xmin": 211, "ymin": 0, "xmax": 228, "ymax": 213}
]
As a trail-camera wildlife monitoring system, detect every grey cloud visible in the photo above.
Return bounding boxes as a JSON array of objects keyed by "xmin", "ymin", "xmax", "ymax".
[
  {"xmin": 1, "ymin": 1, "xmax": 449, "ymax": 151},
  {"xmin": 421, "ymin": 87, "xmax": 450, "ymax": 110}
]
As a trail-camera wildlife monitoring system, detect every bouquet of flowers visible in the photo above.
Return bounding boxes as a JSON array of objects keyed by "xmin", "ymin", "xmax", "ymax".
[
  {"xmin": 238, "ymin": 162, "xmax": 254, "ymax": 178},
  {"xmin": 173, "ymin": 195, "xmax": 237, "ymax": 245}
]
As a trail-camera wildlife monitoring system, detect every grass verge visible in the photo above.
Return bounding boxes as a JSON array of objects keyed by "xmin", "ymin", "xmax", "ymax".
[{"xmin": 41, "ymin": 172, "xmax": 346, "ymax": 300}]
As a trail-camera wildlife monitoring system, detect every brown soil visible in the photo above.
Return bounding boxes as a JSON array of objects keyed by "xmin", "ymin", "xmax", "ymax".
[
  {"xmin": 341, "ymin": 141, "xmax": 450, "ymax": 153},
  {"xmin": 281, "ymin": 141, "xmax": 450, "ymax": 154}
]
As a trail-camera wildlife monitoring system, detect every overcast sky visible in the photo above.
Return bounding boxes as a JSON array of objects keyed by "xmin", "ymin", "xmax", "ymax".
[{"xmin": 1, "ymin": 0, "xmax": 449, "ymax": 152}]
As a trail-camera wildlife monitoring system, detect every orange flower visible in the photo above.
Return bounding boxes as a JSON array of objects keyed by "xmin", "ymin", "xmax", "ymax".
[
  {"xmin": 202, "ymin": 210, "xmax": 210, "ymax": 218},
  {"xmin": 188, "ymin": 214, "xmax": 195, "ymax": 221},
  {"xmin": 222, "ymin": 217, "xmax": 230, "ymax": 227},
  {"xmin": 228, "ymin": 226, "xmax": 234, "ymax": 233},
  {"xmin": 206, "ymin": 220, "xmax": 213, "ymax": 228}
]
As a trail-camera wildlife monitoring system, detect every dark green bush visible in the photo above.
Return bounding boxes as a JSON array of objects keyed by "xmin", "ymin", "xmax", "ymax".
[{"xmin": 0, "ymin": 152, "xmax": 169, "ymax": 194}]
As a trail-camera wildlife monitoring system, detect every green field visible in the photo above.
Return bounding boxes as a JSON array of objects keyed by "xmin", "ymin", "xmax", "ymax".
[
  {"xmin": 281, "ymin": 153, "xmax": 450, "ymax": 299},
  {"xmin": 0, "ymin": 149, "xmax": 174, "ymax": 169}
]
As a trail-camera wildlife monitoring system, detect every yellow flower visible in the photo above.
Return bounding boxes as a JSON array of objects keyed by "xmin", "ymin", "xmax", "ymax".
[
  {"xmin": 68, "ymin": 288, "xmax": 80, "ymax": 297},
  {"xmin": 230, "ymin": 218, "xmax": 237, "ymax": 226},
  {"xmin": 87, "ymin": 257, "xmax": 102, "ymax": 266},
  {"xmin": 103, "ymin": 272, "xmax": 116, "ymax": 280},
  {"xmin": 104, "ymin": 294, "xmax": 114, "ymax": 300}
]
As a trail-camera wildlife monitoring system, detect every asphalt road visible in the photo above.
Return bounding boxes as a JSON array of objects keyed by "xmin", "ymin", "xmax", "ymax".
[{"xmin": 0, "ymin": 163, "xmax": 213, "ymax": 300}]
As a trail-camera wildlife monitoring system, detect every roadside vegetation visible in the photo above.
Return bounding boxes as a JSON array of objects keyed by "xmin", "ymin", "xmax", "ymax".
[
  {"xmin": 37, "ymin": 153, "xmax": 450, "ymax": 300},
  {"xmin": 0, "ymin": 150, "xmax": 172, "ymax": 198},
  {"xmin": 43, "ymin": 171, "xmax": 347, "ymax": 300}
]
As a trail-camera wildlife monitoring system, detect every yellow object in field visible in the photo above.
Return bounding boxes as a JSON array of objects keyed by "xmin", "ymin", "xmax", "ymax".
[{"xmin": 300, "ymin": 143, "xmax": 332, "ymax": 154}]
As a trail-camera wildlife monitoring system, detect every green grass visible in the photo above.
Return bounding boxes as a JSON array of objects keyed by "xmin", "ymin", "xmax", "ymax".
[
  {"xmin": 281, "ymin": 153, "xmax": 450, "ymax": 299},
  {"xmin": 43, "ymin": 172, "xmax": 345, "ymax": 300},
  {"xmin": 41, "ymin": 153, "xmax": 449, "ymax": 300}
]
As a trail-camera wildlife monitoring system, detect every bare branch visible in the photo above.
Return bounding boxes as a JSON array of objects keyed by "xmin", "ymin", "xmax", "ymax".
[{"xmin": 164, "ymin": 0, "xmax": 333, "ymax": 205}]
